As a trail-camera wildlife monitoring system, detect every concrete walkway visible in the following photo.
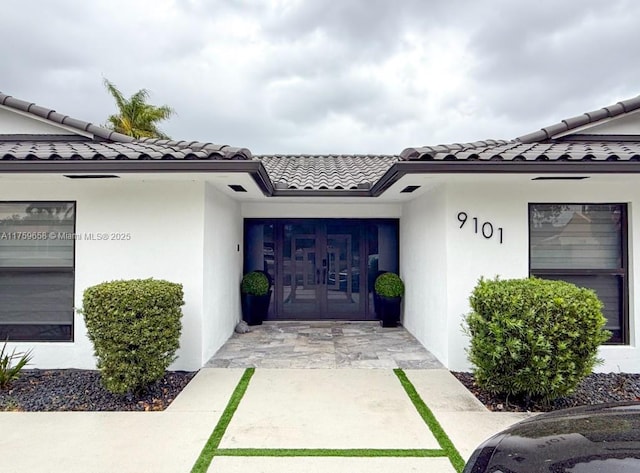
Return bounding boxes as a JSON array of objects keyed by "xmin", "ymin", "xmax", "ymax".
[{"xmin": 0, "ymin": 368, "xmax": 532, "ymax": 473}]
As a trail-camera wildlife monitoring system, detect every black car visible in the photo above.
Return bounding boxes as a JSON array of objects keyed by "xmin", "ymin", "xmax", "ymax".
[{"xmin": 464, "ymin": 402, "xmax": 640, "ymax": 472}]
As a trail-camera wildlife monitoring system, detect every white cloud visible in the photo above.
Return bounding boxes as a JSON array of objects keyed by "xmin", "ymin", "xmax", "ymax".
[{"xmin": 1, "ymin": 0, "xmax": 638, "ymax": 154}]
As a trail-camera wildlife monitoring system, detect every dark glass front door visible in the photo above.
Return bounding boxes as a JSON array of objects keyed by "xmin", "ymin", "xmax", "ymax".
[
  {"xmin": 281, "ymin": 222, "xmax": 322, "ymax": 317},
  {"xmin": 326, "ymin": 222, "xmax": 363, "ymax": 316},
  {"xmin": 280, "ymin": 221, "xmax": 363, "ymax": 318},
  {"xmin": 244, "ymin": 219, "xmax": 398, "ymax": 320}
]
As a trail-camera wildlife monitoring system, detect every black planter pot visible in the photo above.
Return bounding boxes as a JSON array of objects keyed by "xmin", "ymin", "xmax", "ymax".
[
  {"xmin": 376, "ymin": 295, "xmax": 402, "ymax": 327},
  {"xmin": 241, "ymin": 290, "xmax": 272, "ymax": 326}
]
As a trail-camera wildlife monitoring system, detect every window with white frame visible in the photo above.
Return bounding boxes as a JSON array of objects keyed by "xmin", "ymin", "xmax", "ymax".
[
  {"xmin": 529, "ymin": 203, "xmax": 627, "ymax": 344},
  {"xmin": 0, "ymin": 202, "xmax": 75, "ymax": 341}
]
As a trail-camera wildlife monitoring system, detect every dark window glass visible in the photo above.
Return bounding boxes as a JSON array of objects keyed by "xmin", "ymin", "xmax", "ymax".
[
  {"xmin": 0, "ymin": 202, "xmax": 75, "ymax": 341},
  {"xmin": 244, "ymin": 221, "xmax": 275, "ymax": 318},
  {"xmin": 529, "ymin": 204, "xmax": 626, "ymax": 344}
]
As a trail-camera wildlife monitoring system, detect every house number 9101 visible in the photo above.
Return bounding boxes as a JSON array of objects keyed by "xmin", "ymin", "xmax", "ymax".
[{"xmin": 457, "ymin": 212, "xmax": 503, "ymax": 244}]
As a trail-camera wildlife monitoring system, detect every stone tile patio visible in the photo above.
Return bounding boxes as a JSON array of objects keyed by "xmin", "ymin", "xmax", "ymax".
[{"xmin": 205, "ymin": 321, "xmax": 444, "ymax": 369}]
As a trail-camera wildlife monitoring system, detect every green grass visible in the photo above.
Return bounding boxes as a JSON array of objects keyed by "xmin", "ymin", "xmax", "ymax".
[
  {"xmin": 214, "ymin": 448, "xmax": 446, "ymax": 457},
  {"xmin": 190, "ymin": 367, "xmax": 465, "ymax": 472},
  {"xmin": 394, "ymin": 369, "xmax": 466, "ymax": 473},
  {"xmin": 190, "ymin": 367, "xmax": 255, "ymax": 473}
]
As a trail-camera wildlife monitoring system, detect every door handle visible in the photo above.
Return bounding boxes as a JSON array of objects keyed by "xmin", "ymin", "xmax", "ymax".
[{"xmin": 317, "ymin": 269, "xmax": 320, "ymax": 285}]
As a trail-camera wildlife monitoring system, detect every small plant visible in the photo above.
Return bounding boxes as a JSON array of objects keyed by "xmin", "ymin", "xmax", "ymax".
[
  {"xmin": 241, "ymin": 271, "xmax": 270, "ymax": 296},
  {"xmin": 82, "ymin": 278, "xmax": 184, "ymax": 395},
  {"xmin": 0, "ymin": 340, "xmax": 32, "ymax": 389},
  {"xmin": 464, "ymin": 276, "xmax": 611, "ymax": 404},
  {"xmin": 374, "ymin": 272, "xmax": 405, "ymax": 298}
]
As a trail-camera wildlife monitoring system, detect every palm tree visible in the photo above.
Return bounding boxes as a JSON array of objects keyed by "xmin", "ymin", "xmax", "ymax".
[{"xmin": 103, "ymin": 78, "xmax": 175, "ymax": 139}]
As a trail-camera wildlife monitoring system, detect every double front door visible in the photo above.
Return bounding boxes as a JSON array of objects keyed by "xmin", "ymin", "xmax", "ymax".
[
  {"xmin": 280, "ymin": 221, "xmax": 364, "ymax": 319},
  {"xmin": 244, "ymin": 218, "xmax": 399, "ymax": 320}
]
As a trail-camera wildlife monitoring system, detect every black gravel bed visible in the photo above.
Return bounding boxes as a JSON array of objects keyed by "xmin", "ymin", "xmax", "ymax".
[
  {"xmin": 453, "ymin": 371, "xmax": 640, "ymax": 412},
  {"xmin": 0, "ymin": 369, "xmax": 197, "ymax": 411}
]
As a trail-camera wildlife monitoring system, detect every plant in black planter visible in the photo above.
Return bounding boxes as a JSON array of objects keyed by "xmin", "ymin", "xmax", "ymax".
[
  {"xmin": 240, "ymin": 271, "xmax": 272, "ymax": 326},
  {"xmin": 374, "ymin": 272, "xmax": 404, "ymax": 327}
]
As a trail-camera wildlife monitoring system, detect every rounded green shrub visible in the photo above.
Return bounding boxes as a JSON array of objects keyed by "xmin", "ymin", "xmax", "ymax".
[
  {"xmin": 464, "ymin": 277, "xmax": 611, "ymax": 403},
  {"xmin": 82, "ymin": 278, "xmax": 184, "ymax": 394},
  {"xmin": 241, "ymin": 271, "xmax": 270, "ymax": 296},
  {"xmin": 375, "ymin": 272, "xmax": 405, "ymax": 298}
]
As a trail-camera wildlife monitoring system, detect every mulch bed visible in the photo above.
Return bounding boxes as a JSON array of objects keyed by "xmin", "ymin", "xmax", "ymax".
[
  {"xmin": 5, "ymin": 369, "xmax": 640, "ymax": 413},
  {"xmin": 0, "ymin": 369, "xmax": 196, "ymax": 411},
  {"xmin": 452, "ymin": 371, "xmax": 640, "ymax": 412}
]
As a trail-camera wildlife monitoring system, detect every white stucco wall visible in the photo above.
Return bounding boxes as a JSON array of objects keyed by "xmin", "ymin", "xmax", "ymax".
[
  {"xmin": 400, "ymin": 185, "xmax": 449, "ymax": 365},
  {"xmin": 202, "ymin": 183, "xmax": 243, "ymax": 364},
  {"xmin": 4, "ymin": 173, "xmax": 638, "ymax": 373},
  {"xmin": 561, "ymin": 109, "xmax": 640, "ymax": 137},
  {"xmin": 1, "ymin": 179, "xmax": 206, "ymax": 370},
  {"xmin": 0, "ymin": 107, "xmax": 86, "ymax": 135},
  {"xmin": 401, "ymin": 176, "xmax": 640, "ymax": 373},
  {"xmin": 444, "ymin": 181, "xmax": 533, "ymax": 371}
]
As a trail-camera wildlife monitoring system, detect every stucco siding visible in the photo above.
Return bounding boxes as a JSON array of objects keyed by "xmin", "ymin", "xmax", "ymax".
[
  {"xmin": 400, "ymin": 185, "xmax": 449, "ymax": 366},
  {"xmin": 444, "ymin": 181, "xmax": 530, "ymax": 371},
  {"xmin": 568, "ymin": 109, "xmax": 640, "ymax": 136},
  {"xmin": 441, "ymin": 178, "xmax": 638, "ymax": 373},
  {"xmin": 0, "ymin": 179, "xmax": 205, "ymax": 370},
  {"xmin": 202, "ymin": 183, "xmax": 243, "ymax": 364},
  {"xmin": 0, "ymin": 106, "xmax": 83, "ymax": 135}
]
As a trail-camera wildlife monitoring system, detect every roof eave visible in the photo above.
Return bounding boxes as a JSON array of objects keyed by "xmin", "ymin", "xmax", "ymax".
[
  {"xmin": 0, "ymin": 159, "xmax": 274, "ymax": 196},
  {"xmin": 371, "ymin": 160, "xmax": 640, "ymax": 196}
]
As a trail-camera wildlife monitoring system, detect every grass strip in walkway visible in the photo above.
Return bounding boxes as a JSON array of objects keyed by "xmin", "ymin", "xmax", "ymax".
[
  {"xmin": 394, "ymin": 369, "xmax": 466, "ymax": 473},
  {"xmin": 191, "ymin": 367, "xmax": 456, "ymax": 471},
  {"xmin": 214, "ymin": 448, "xmax": 446, "ymax": 457},
  {"xmin": 190, "ymin": 368, "xmax": 255, "ymax": 473}
]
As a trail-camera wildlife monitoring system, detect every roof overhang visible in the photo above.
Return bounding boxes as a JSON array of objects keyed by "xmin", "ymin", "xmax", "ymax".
[
  {"xmin": 0, "ymin": 159, "xmax": 274, "ymax": 196},
  {"xmin": 371, "ymin": 160, "xmax": 640, "ymax": 196},
  {"xmin": 3, "ymin": 157, "xmax": 640, "ymax": 200}
]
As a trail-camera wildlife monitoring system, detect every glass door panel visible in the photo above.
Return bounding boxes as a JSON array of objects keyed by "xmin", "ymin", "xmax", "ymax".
[
  {"xmin": 326, "ymin": 223, "xmax": 363, "ymax": 316},
  {"xmin": 281, "ymin": 223, "xmax": 320, "ymax": 316}
]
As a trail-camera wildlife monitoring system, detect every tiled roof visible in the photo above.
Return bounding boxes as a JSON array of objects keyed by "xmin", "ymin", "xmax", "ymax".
[
  {"xmin": 0, "ymin": 92, "xmax": 134, "ymax": 143},
  {"xmin": 401, "ymin": 94, "xmax": 640, "ymax": 163},
  {"xmin": 400, "ymin": 140, "xmax": 511, "ymax": 160},
  {"xmin": 0, "ymin": 92, "xmax": 251, "ymax": 160},
  {"xmin": 0, "ymin": 140, "xmax": 252, "ymax": 160},
  {"xmin": 138, "ymin": 138, "xmax": 251, "ymax": 160},
  {"xmin": 400, "ymin": 140, "xmax": 640, "ymax": 162},
  {"xmin": 4, "ymin": 90, "xmax": 640, "ymax": 194},
  {"xmin": 517, "ymin": 95, "xmax": 640, "ymax": 143},
  {"xmin": 257, "ymin": 154, "xmax": 399, "ymax": 190}
]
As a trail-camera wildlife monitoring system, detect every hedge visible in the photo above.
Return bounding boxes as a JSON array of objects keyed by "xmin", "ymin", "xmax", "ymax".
[
  {"xmin": 464, "ymin": 277, "xmax": 610, "ymax": 403},
  {"xmin": 82, "ymin": 278, "xmax": 184, "ymax": 394}
]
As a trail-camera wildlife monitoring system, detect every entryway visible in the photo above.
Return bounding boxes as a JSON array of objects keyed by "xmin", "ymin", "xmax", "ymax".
[
  {"xmin": 244, "ymin": 219, "xmax": 399, "ymax": 320},
  {"xmin": 205, "ymin": 321, "xmax": 443, "ymax": 369}
]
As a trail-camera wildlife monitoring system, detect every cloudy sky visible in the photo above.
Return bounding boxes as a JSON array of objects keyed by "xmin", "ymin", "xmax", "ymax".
[{"xmin": 2, "ymin": 0, "xmax": 639, "ymax": 154}]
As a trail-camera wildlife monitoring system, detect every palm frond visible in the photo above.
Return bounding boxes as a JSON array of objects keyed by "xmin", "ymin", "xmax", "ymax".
[
  {"xmin": 102, "ymin": 78, "xmax": 127, "ymax": 114},
  {"xmin": 102, "ymin": 79, "xmax": 175, "ymax": 139}
]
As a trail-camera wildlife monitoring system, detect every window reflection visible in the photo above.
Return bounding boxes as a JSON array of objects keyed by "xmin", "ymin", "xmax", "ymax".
[{"xmin": 0, "ymin": 202, "xmax": 75, "ymax": 341}]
